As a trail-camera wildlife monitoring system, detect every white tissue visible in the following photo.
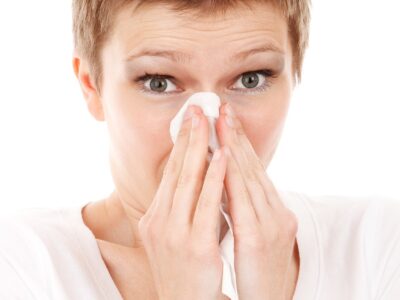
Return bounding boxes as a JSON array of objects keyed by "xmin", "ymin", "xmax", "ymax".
[{"xmin": 169, "ymin": 92, "xmax": 238, "ymax": 300}]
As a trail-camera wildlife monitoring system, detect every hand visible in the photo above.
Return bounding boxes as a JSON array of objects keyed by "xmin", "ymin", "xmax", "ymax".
[
  {"xmin": 138, "ymin": 105, "xmax": 229, "ymax": 300},
  {"xmin": 217, "ymin": 103, "xmax": 299, "ymax": 300}
]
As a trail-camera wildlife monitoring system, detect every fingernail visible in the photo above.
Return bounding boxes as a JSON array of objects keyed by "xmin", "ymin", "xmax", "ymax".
[
  {"xmin": 184, "ymin": 106, "xmax": 195, "ymax": 120},
  {"xmin": 225, "ymin": 115, "xmax": 235, "ymax": 128},
  {"xmin": 225, "ymin": 103, "xmax": 235, "ymax": 117},
  {"xmin": 192, "ymin": 114, "xmax": 200, "ymax": 128},
  {"xmin": 224, "ymin": 146, "xmax": 231, "ymax": 157}
]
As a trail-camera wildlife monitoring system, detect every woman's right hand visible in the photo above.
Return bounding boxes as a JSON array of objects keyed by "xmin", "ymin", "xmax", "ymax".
[{"xmin": 138, "ymin": 105, "xmax": 229, "ymax": 300}]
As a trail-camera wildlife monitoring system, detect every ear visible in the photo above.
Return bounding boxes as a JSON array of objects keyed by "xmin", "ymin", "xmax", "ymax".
[{"xmin": 72, "ymin": 53, "xmax": 105, "ymax": 122}]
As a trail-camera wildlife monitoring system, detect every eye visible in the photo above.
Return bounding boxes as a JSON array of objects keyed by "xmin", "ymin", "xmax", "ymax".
[
  {"xmin": 231, "ymin": 69, "xmax": 274, "ymax": 94},
  {"xmin": 134, "ymin": 69, "xmax": 275, "ymax": 96},
  {"xmin": 135, "ymin": 73, "xmax": 179, "ymax": 95}
]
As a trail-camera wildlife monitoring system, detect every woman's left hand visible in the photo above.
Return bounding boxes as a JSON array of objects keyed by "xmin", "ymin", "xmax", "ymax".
[{"xmin": 217, "ymin": 103, "xmax": 299, "ymax": 300}]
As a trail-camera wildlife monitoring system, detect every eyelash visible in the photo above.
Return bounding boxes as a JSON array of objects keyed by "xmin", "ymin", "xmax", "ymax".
[{"xmin": 133, "ymin": 69, "xmax": 276, "ymax": 96}]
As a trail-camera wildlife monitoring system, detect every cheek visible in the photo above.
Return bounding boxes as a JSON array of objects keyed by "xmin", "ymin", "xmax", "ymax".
[
  {"xmin": 248, "ymin": 115, "xmax": 285, "ymax": 162},
  {"xmin": 102, "ymin": 76, "xmax": 179, "ymax": 185},
  {"xmin": 143, "ymin": 125, "xmax": 172, "ymax": 162},
  {"xmin": 105, "ymin": 95, "xmax": 173, "ymax": 172},
  {"xmin": 123, "ymin": 116, "xmax": 172, "ymax": 169},
  {"xmin": 242, "ymin": 116, "xmax": 280, "ymax": 161},
  {"xmin": 239, "ymin": 93, "xmax": 290, "ymax": 163}
]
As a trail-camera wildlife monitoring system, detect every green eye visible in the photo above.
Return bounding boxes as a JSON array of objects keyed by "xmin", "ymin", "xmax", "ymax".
[
  {"xmin": 135, "ymin": 73, "xmax": 178, "ymax": 95},
  {"xmin": 231, "ymin": 69, "xmax": 275, "ymax": 94},
  {"xmin": 134, "ymin": 69, "xmax": 275, "ymax": 96},
  {"xmin": 241, "ymin": 72, "xmax": 260, "ymax": 88}
]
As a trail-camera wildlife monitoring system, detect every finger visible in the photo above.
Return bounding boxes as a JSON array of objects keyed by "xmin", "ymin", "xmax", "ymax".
[
  {"xmin": 169, "ymin": 108, "xmax": 210, "ymax": 225},
  {"xmin": 192, "ymin": 146, "xmax": 228, "ymax": 241},
  {"xmin": 223, "ymin": 103, "xmax": 285, "ymax": 211},
  {"xmin": 148, "ymin": 105, "xmax": 201, "ymax": 220},
  {"xmin": 221, "ymin": 116, "xmax": 273, "ymax": 226},
  {"xmin": 221, "ymin": 137, "xmax": 259, "ymax": 231},
  {"xmin": 256, "ymin": 171, "xmax": 286, "ymax": 210}
]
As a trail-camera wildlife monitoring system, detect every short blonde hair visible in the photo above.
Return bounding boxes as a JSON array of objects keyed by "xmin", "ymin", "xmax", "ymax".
[{"xmin": 72, "ymin": 0, "xmax": 311, "ymax": 94}]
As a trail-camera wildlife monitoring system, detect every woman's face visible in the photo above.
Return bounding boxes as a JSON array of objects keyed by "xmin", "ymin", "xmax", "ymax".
[{"xmin": 93, "ymin": 2, "xmax": 294, "ymax": 204}]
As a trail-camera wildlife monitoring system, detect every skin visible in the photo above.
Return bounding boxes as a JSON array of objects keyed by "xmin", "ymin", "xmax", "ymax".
[{"xmin": 73, "ymin": 1, "xmax": 300, "ymax": 299}]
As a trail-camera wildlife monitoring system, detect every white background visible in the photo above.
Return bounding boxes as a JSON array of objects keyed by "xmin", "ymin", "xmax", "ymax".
[{"xmin": 0, "ymin": 1, "xmax": 399, "ymax": 213}]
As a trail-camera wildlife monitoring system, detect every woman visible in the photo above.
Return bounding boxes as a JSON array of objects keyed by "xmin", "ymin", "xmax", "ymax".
[{"xmin": 1, "ymin": 0, "xmax": 400, "ymax": 299}]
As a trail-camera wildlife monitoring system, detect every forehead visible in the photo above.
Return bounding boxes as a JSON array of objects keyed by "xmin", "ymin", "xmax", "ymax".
[{"xmin": 109, "ymin": 2, "xmax": 290, "ymax": 62}]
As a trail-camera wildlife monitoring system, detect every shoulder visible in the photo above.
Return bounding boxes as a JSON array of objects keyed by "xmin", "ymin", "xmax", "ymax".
[
  {"xmin": 284, "ymin": 190, "xmax": 400, "ymax": 232},
  {"xmin": 278, "ymin": 189, "xmax": 378, "ymax": 231},
  {"xmin": 0, "ymin": 206, "xmax": 80, "ymax": 250},
  {"xmin": 0, "ymin": 207, "xmax": 76, "ymax": 296},
  {"xmin": 0, "ymin": 206, "xmax": 86, "ymax": 279},
  {"xmin": 360, "ymin": 196, "xmax": 400, "ymax": 298},
  {"xmin": 292, "ymin": 191, "xmax": 400, "ymax": 251},
  {"xmin": 0, "ymin": 204, "xmax": 114, "ymax": 298},
  {"xmin": 284, "ymin": 190, "xmax": 400, "ymax": 298}
]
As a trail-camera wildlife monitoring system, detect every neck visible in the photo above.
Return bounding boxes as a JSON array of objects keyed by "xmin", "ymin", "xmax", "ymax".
[{"xmin": 83, "ymin": 189, "xmax": 230, "ymax": 248}]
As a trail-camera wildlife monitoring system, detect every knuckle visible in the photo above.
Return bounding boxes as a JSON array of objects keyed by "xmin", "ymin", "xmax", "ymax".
[
  {"xmin": 188, "ymin": 241, "xmax": 217, "ymax": 264},
  {"xmin": 267, "ymin": 217, "xmax": 297, "ymax": 245},
  {"xmin": 243, "ymin": 165, "xmax": 258, "ymax": 183},
  {"xmin": 138, "ymin": 214, "xmax": 150, "ymax": 232},
  {"xmin": 250, "ymin": 156, "xmax": 265, "ymax": 174},
  {"xmin": 278, "ymin": 230, "xmax": 295, "ymax": 245},
  {"xmin": 187, "ymin": 136, "xmax": 200, "ymax": 150},
  {"xmin": 139, "ymin": 221, "xmax": 159, "ymax": 244},
  {"xmin": 255, "ymin": 157, "xmax": 266, "ymax": 172},
  {"xmin": 164, "ymin": 158, "xmax": 179, "ymax": 177},
  {"xmin": 176, "ymin": 171, "xmax": 196, "ymax": 188},
  {"xmin": 165, "ymin": 232, "xmax": 184, "ymax": 250},
  {"xmin": 237, "ymin": 186, "xmax": 250, "ymax": 203},
  {"xmin": 197, "ymin": 193, "xmax": 214, "ymax": 211},
  {"xmin": 263, "ymin": 218, "xmax": 285, "ymax": 243},
  {"xmin": 205, "ymin": 165, "xmax": 219, "ymax": 182},
  {"xmin": 283, "ymin": 210, "xmax": 299, "ymax": 237},
  {"xmin": 188, "ymin": 241, "xmax": 203, "ymax": 255},
  {"xmin": 177, "ymin": 123, "xmax": 191, "ymax": 139},
  {"xmin": 137, "ymin": 217, "xmax": 147, "ymax": 236},
  {"xmin": 190, "ymin": 246, "xmax": 208, "ymax": 261},
  {"xmin": 236, "ymin": 126, "xmax": 246, "ymax": 136},
  {"xmin": 232, "ymin": 134, "xmax": 241, "ymax": 147},
  {"xmin": 249, "ymin": 237, "xmax": 265, "ymax": 251},
  {"xmin": 238, "ymin": 232, "xmax": 266, "ymax": 253},
  {"xmin": 230, "ymin": 161, "xmax": 242, "ymax": 176},
  {"xmin": 147, "ymin": 224, "xmax": 160, "ymax": 243},
  {"xmin": 266, "ymin": 226, "xmax": 281, "ymax": 243}
]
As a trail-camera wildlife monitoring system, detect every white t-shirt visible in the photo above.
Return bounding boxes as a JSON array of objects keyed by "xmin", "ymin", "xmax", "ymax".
[{"xmin": 1, "ymin": 190, "xmax": 400, "ymax": 299}]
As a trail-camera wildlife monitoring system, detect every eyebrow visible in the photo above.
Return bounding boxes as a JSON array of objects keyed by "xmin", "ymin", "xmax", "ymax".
[{"xmin": 124, "ymin": 43, "xmax": 284, "ymax": 63}]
